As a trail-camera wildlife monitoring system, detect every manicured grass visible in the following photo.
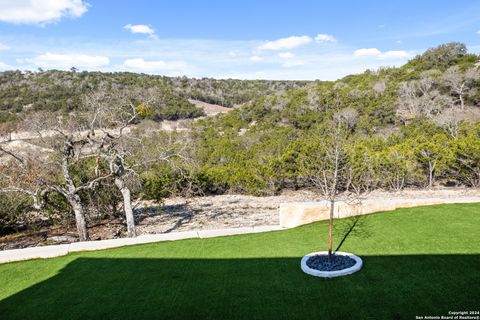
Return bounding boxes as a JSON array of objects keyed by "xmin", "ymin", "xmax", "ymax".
[{"xmin": 0, "ymin": 203, "xmax": 479, "ymax": 320}]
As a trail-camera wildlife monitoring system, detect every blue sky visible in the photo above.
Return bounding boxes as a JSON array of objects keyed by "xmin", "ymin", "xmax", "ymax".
[{"xmin": 0, "ymin": 0, "xmax": 479, "ymax": 80}]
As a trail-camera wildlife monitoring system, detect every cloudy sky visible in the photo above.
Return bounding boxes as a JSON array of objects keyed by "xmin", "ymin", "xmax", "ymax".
[{"xmin": 0, "ymin": 0, "xmax": 479, "ymax": 80}]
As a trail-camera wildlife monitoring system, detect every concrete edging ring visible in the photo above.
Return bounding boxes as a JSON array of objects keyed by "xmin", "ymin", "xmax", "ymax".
[{"xmin": 301, "ymin": 251, "xmax": 363, "ymax": 278}]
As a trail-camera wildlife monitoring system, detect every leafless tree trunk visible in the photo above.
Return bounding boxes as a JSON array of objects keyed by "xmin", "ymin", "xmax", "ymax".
[
  {"xmin": 328, "ymin": 199, "xmax": 335, "ymax": 257},
  {"xmin": 114, "ymin": 177, "xmax": 136, "ymax": 238},
  {"xmin": 69, "ymin": 194, "xmax": 88, "ymax": 241},
  {"xmin": 301, "ymin": 99, "xmax": 352, "ymax": 260},
  {"xmin": 428, "ymin": 160, "xmax": 437, "ymax": 189},
  {"xmin": 84, "ymin": 87, "xmax": 174, "ymax": 238},
  {"xmin": 0, "ymin": 136, "xmax": 100, "ymax": 241},
  {"xmin": 61, "ymin": 144, "xmax": 89, "ymax": 240},
  {"xmin": 327, "ymin": 132, "xmax": 341, "ymax": 258}
]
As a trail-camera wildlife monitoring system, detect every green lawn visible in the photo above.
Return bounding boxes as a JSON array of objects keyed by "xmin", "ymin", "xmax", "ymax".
[{"xmin": 0, "ymin": 203, "xmax": 479, "ymax": 320}]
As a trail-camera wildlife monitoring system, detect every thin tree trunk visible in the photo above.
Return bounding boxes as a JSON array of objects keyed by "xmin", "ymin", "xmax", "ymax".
[
  {"xmin": 428, "ymin": 161, "xmax": 436, "ymax": 189},
  {"xmin": 115, "ymin": 177, "xmax": 136, "ymax": 238},
  {"xmin": 68, "ymin": 194, "xmax": 89, "ymax": 241},
  {"xmin": 328, "ymin": 199, "xmax": 334, "ymax": 259},
  {"xmin": 328, "ymin": 135, "xmax": 340, "ymax": 260},
  {"xmin": 429, "ymin": 163, "xmax": 433, "ymax": 188},
  {"xmin": 62, "ymin": 146, "xmax": 89, "ymax": 241}
]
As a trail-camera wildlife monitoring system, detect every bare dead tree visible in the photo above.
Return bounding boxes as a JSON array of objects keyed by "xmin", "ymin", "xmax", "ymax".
[
  {"xmin": 373, "ymin": 79, "xmax": 387, "ymax": 96},
  {"xmin": 104, "ymin": 135, "xmax": 190, "ymax": 237},
  {"xmin": 443, "ymin": 66, "xmax": 480, "ymax": 110},
  {"xmin": 82, "ymin": 87, "xmax": 192, "ymax": 238},
  {"xmin": 0, "ymin": 156, "xmax": 52, "ymax": 211},
  {"xmin": 324, "ymin": 119, "xmax": 346, "ymax": 259},
  {"xmin": 0, "ymin": 85, "xmax": 150, "ymax": 241},
  {"xmin": 0, "ymin": 112, "xmax": 63, "ymax": 214},
  {"xmin": 396, "ymin": 74, "xmax": 447, "ymax": 122},
  {"xmin": 300, "ymin": 100, "xmax": 358, "ymax": 259},
  {"xmin": 100, "ymin": 148, "xmax": 139, "ymax": 238},
  {"xmin": 433, "ymin": 108, "xmax": 480, "ymax": 139},
  {"xmin": 30, "ymin": 112, "xmax": 115, "ymax": 241},
  {"xmin": 81, "ymin": 87, "xmax": 156, "ymax": 238},
  {"xmin": 335, "ymin": 107, "xmax": 358, "ymax": 132}
]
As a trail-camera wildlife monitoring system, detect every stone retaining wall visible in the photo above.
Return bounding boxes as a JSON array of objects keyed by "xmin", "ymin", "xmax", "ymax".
[{"xmin": 279, "ymin": 197, "xmax": 480, "ymax": 228}]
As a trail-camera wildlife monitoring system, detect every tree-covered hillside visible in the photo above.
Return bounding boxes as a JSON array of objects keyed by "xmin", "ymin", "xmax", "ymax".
[
  {"xmin": 0, "ymin": 70, "xmax": 205, "ymax": 124},
  {"xmin": 182, "ymin": 43, "xmax": 480, "ymax": 195},
  {"xmin": 0, "ymin": 69, "xmax": 311, "ymax": 127},
  {"xmin": 1, "ymin": 42, "xmax": 479, "ymax": 237},
  {"xmin": 166, "ymin": 76, "xmax": 312, "ymax": 107}
]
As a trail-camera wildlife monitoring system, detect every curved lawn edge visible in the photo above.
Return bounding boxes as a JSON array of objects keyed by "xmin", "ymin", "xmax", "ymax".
[
  {"xmin": 0, "ymin": 226, "xmax": 285, "ymax": 264},
  {"xmin": 1, "ymin": 200, "xmax": 479, "ymax": 264}
]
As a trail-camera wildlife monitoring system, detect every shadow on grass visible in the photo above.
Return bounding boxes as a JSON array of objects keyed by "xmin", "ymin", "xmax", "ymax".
[
  {"xmin": 334, "ymin": 215, "xmax": 371, "ymax": 253},
  {"xmin": 1, "ymin": 255, "xmax": 479, "ymax": 320}
]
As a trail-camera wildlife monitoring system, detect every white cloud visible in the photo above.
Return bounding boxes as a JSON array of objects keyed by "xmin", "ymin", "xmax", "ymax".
[
  {"xmin": 250, "ymin": 55, "xmax": 263, "ymax": 62},
  {"xmin": 0, "ymin": 43, "xmax": 9, "ymax": 51},
  {"xmin": 0, "ymin": 61, "xmax": 15, "ymax": 71},
  {"xmin": 354, "ymin": 48, "xmax": 383, "ymax": 57},
  {"xmin": 2, "ymin": 36, "xmax": 419, "ymax": 80},
  {"xmin": 258, "ymin": 35, "xmax": 312, "ymax": 50},
  {"xmin": 0, "ymin": 0, "xmax": 88, "ymax": 24},
  {"xmin": 381, "ymin": 50, "xmax": 412, "ymax": 59},
  {"xmin": 282, "ymin": 60, "xmax": 305, "ymax": 68},
  {"xmin": 477, "ymin": 30, "xmax": 480, "ymax": 34},
  {"xmin": 314, "ymin": 34, "xmax": 337, "ymax": 43},
  {"xmin": 26, "ymin": 53, "xmax": 110, "ymax": 69},
  {"xmin": 354, "ymin": 48, "xmax": 412, "ymax": 59},
  {"xmin": 278, "ymin": 52, "xmax": 295, "ymax": 59},
  {"xmin": 122, "ymin": 58, "xmax": 186, "ymax": 72},
  {"xmin": 124, "ymin": 24, "xmax": 155, "ymax": 35}
]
